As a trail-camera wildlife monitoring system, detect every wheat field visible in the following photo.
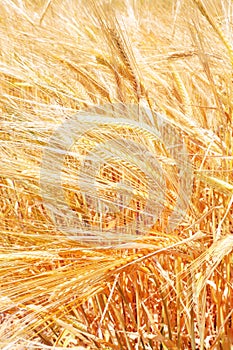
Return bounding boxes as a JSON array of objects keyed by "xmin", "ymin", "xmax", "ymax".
[{"xmin": 0, "ymin": 0, "xmax": 233, "ymax": 349}]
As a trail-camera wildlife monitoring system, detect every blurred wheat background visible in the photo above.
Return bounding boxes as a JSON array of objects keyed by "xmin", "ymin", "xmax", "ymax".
[{"xmin": 0, "ymin": 0, "xmax": 233, "ymax": 349}]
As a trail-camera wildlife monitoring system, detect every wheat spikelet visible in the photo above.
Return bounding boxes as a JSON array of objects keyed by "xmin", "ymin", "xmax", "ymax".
[{"xmin": 171, "ymin": 64, "xmax": 193, "ymax": 117}]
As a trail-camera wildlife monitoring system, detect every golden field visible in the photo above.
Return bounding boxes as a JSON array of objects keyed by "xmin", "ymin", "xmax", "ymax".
[{"xmin": 0, "ymin": 0, "xmax": 233, "ymax": 349}]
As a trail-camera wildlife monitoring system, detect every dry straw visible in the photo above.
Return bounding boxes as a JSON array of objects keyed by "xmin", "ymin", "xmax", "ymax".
[{"xmin": 0, "ymin": 0, "xmax": 233, "ymax": 349}]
